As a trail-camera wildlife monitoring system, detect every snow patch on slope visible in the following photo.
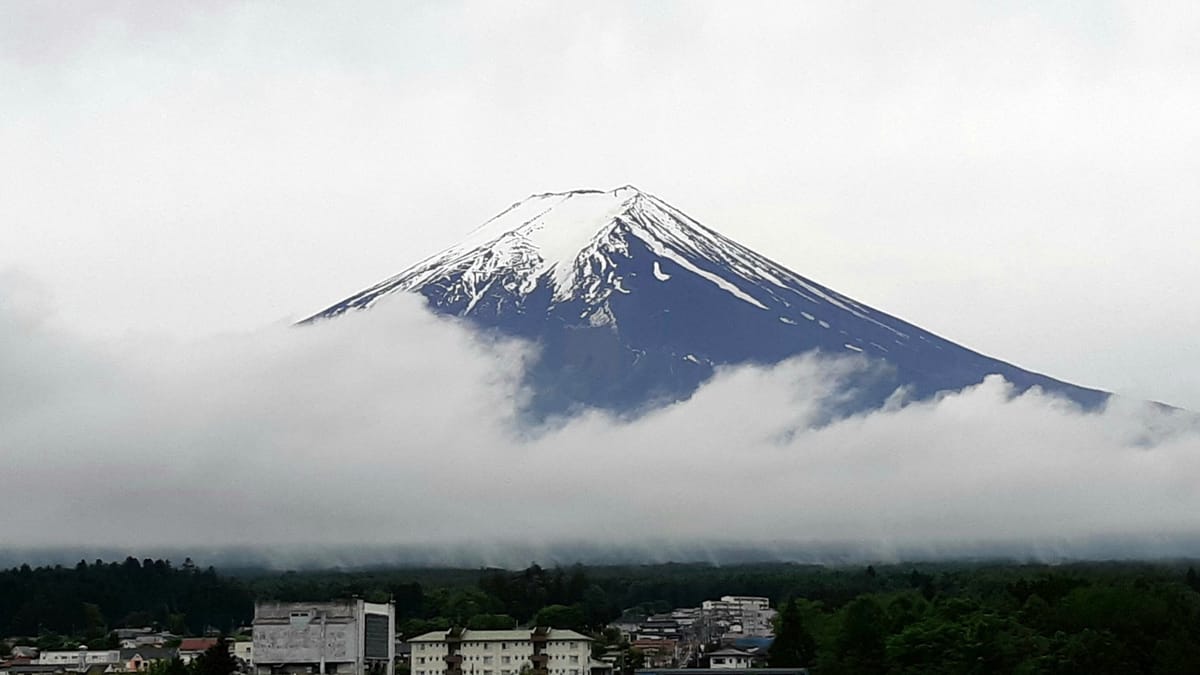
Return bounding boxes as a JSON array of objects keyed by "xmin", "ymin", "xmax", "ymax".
[
  {"xmin": 653, "ymin": 261, "xmax": 671, "ymax": 281},
  {"xmin": 646, "ymin": 241, "xmax": 768, "ymax": 310}
]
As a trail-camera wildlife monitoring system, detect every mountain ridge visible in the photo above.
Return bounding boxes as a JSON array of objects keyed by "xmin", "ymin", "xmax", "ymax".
[{"xmin": 303, "ymin": 186, "xmax": 1109, "ymax": 417}]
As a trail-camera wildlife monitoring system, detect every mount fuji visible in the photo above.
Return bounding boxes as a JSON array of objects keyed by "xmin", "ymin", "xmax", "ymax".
[{"xmin": 303, "ymin": 186, "xmax": 1107, "ymax": 416}]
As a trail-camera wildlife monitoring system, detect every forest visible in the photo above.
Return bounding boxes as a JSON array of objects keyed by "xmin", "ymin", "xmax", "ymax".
[{"xmin": 4, "ymin": 558, "xmax": 1200, "ymax": 673}]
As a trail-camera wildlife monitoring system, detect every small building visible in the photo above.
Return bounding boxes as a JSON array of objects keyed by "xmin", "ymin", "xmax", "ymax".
[
  {"xmin": 705, "ymin": 649, "xmax": 754, "ymax": 670},
  {"xmin": 178, "ymin": 639, "xmax": 221, "ymax": 665},
  {"xmin": 37, "ymin": 649, "xmax": 122, "ymax": 670},
  {"xmin": 120, "ymin": 636, "xmax": 169, "ymax": 650},
  {"xmin": 629, "ymin": 640, "xmax": 677, "ymax": 669},
  {"xmin": 120, "ymin": 647, "xmax": 177, "ymax": 672},
  {"xmin": 634, "ymin": 616, "xmax": 680, "ymax": 642},
  {"xmin": 252, "ymin": 599, "xmax": 395, "ymax": 675}
]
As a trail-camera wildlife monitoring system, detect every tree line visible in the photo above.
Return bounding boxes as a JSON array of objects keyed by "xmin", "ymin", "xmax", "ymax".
[
  {"xmin": 766, "ymin": 564, "xmax": 1200, "ymax": 674},
  {"xmin": 0, "ymin": 558, "xmax": 251, "ymax": 643},
  {"xmin": 7, "ymin": 558, "xmax": 1200, "ymax": 673}
]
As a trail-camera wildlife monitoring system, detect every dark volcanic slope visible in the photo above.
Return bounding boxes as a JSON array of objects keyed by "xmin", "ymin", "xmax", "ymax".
[{"xmin": 304, "ymin": 186, "xmax": 1107, "ymax": 416}]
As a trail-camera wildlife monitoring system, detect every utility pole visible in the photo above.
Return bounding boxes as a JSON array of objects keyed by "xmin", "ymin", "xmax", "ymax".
[{"xmin": 319, "ymin": 611, "xmax": 327, "ymax": 675}]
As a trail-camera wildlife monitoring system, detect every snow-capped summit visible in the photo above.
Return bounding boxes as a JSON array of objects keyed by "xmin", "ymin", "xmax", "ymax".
[{"xmin": 304, "ymin": 186, "xmax": 1107, "ymax": 416}]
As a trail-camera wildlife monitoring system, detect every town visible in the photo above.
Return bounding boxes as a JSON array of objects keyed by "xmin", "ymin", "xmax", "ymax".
[{"xmin": 1, "ymin": 595, "xmax": 797, "ymax": 675}]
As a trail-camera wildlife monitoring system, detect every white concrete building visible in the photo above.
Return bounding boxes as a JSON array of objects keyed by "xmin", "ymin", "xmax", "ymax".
[
  {"xmin": 37, "ymin": 649, "xmax": 122, "ymax": 670},
  {"xmin": 410, "ymin": 629, "xmax": 594, "ymax": 675},
  {"xmin": 252, "ymin": 599, "xmax": 395, "ymax": 675},
  {"xmin": 699, "ymin": 597, "xmax": 775, "ymax": 638},
  {"xmin": 706, "ymin": 649, "xmax": 754, "ymax": 669}
]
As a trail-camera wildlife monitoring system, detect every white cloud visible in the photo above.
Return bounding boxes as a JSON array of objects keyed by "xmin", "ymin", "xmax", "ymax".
[{"xmin": 2, "ymin": 276, "xmax": 1198, "ymax": 563}]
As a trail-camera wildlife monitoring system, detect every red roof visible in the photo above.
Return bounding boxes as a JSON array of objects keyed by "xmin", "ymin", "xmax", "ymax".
[{"xmin": 179, "ymin": 638, "xmax": 219, "ymax": 652}]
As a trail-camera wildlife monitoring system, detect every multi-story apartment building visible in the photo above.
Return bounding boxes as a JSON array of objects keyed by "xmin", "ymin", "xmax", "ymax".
[
  {"xmin": 699, "ymin": 597, "xmax": 776, "ymax": 639},
  {"xmin": 409, "ymin": 629, "xmax": 594, "ymax": 675}
]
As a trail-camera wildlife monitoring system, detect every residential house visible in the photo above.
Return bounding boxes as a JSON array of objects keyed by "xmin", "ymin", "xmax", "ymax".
[
  {"xmin": 177, "ymin": 639, "xmax": 219, "ymax": 665},
  {"xmin": 37, "ymin": 649, "xmax": 122, "ymax": 671},
  {"xmin": 120, "ymin": 648, "xmax": 176, "ymax": 672},
  {"xmin": 705, "ymin": 649, "xmax": 754, "ymax": 670}
]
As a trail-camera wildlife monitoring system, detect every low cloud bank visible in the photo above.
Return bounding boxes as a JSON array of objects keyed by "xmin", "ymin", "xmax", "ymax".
[{"xmin": 2, "ymin": 271, "xmax": 1199, "ymax": 564}]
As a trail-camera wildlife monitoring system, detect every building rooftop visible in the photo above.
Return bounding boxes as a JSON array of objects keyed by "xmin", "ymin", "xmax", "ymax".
[
  {"xmin": 409, "ymin": 629, "xmax": 592, "ymax": 643},
  {"xmin": 119, "ymin": 648, "xmax": 176, "ymax": 661},
  {"xmin": 707, "ymin": 648, "xmax": 753, "ymax": 658},
  {"xmin": 637, "ymin": 670, "xmax": 807, "ymax": 675},
  {"xmin": 177, "ymin": 638, "xmax": 219, "ymax": 652}
]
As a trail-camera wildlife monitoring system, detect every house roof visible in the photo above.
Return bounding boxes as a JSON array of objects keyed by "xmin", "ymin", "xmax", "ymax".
[
  {"xmin": 636, "ymin": 670, "xmax": 807, "ymax": 675},
  {"xmin": 729, "ymin": 637, "xmax": 774, "ymax": 651},
  {"xmin": 409, "ymin": 629, "xmax": 592, "ymax": 643},
  {"xmin": 708, "ymin": 648, "xmax": 753, "ymax": 657},
  {"xmin": 177, "ymin": 638, "xmax": 219, "ymax": 652},
  {"xmin": 1, "ymin": 665, "xmax": 64, "ymax": 674},
  {"xmin": 119, "ymin": 648, "xmax": 176, "ymax": 661}
]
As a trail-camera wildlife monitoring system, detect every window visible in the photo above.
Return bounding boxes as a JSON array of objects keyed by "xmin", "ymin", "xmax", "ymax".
[
  {"xmin": 501, "ymin": 643, "xmax": 507, "ymax": 650},
  {"xmin": 569, "ymin": 656, "xmax": 578, "ymax": 664},
  {"xmin": 502, "ymin": 656, "xmax": 511, "ymax": 665},
  {"xmin": 483, "ymin": 657, "xmax": 493, "ymax": 665}
]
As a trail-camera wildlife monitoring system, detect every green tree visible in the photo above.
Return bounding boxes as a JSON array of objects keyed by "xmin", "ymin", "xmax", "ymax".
[
  {"xmin": 193, "ymin": 641, "xmax": 237, "ymax": 675},
  {"xmin": 829, "ymin": 596, "xmax": 886, "ymax": 674},
  {"xmin": 467, "ymin": 614, "xmax": 517, "ymax": 630},
  {"xmin": 82, "ymin": 603, "xmax": 107, "ymax": 641},
  {"xmin": 148, "ymin": 657, "xmax": 192, "ymax": 675},
  {"xmin": 399, "ymin": 617, "xmax": 451, "ymax": 639},
  {"xmin": 533, "ymin": 605, "xmax": 586, "ymax": 631},
  {"xmin": 768, "ymin": 600, "xmax": 816, "ymax": 667},
  {"xmin": 167, "ymin": 614, "xmax": 189, "ymax": 636},
  {"xmin": 36, "ymin": 633, "xmax": 66, "ymax": 651},
  {"xmin": 626, "ymin": 648, "xmax": 645, "ymax": 672}
]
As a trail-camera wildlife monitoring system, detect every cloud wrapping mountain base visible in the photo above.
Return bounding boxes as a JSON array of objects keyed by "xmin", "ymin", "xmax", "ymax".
[{"xmin": 2, "ymin": 276, "xmax": 1198, "ymax": 561}]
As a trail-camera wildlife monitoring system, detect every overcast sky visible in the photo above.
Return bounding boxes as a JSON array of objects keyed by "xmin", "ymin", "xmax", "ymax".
[
  {"xmin": 4, "ymin": 2, "xmax": 1200, "ymax": 558},
  {"xmin": 3, "ymin": 1, "xmax": 1199, "ymax": 408}
]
